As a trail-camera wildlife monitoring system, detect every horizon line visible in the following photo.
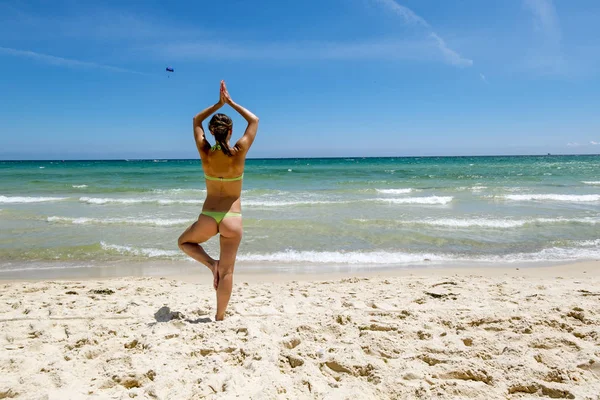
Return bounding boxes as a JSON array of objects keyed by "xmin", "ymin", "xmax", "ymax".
[{"xmin": 1, "ymin": 153, "xmax": 599, "ymax": 162}]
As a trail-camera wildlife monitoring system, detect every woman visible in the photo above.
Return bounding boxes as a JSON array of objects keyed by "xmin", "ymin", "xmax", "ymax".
[{"xmin": 178, "ymin": 80, "xmax": 259, "ymax": 321}]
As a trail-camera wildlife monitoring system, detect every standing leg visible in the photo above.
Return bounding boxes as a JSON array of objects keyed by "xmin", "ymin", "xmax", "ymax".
[{"xmin": 215, "ymin": 216, "xmax": 243, "ymax": 321}]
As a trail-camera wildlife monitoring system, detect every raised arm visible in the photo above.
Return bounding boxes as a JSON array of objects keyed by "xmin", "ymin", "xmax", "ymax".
[
  {"xmin": 193, "ymin": 95, "xmax": 224, "ymax": 154},
  {"xmin": 220, "ymin": 81, "xmax": 259, "ymax": 152}
]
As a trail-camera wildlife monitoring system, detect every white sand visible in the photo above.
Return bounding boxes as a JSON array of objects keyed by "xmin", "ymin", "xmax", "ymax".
[{"xmin": 0, "ymin": 262, "xmax": 599, "ymax": 399}]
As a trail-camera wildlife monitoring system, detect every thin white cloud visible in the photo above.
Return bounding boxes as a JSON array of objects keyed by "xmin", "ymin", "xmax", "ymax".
[
  {"xmin": 523, "ymin": 0, "xmax": 561, "ymax": 43},
  {"xmin": 0, "ymin": 46, "xmax": 148, "ymax": 75},
  {"xmin": 567, "ymin": 142, "xmax": 580, "ymax": 147},
  {"xmin": 591, "ymin": 141, "xmax": 599, "ymax": 145},
  {"xmin": 372, "ymin": 0, "xmax": 430, "ymax": 27},
  {"xmin": 430, "ymin": 33, "xmax": 473, "ymax": 67},
  {"xmin": 372, "ymin": 0, "xmax": 472, "ymax": 68},
  {"xmin": 479, "ymin": 73, "xmax": 488, "ymax": 83}
]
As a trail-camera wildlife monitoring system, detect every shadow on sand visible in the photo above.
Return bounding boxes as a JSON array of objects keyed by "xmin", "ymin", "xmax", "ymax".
[{"xmin": 153, "ymin": 306, "xmax": 212, "ymax": 324}]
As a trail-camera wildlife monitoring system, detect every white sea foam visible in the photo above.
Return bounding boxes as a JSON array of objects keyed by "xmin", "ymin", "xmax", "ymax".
[
  {"xmin": 582, "ymin": 181, "xmax": 600, "ymax": 185},
  {"xmin": 100, "ymin": 242, "xmax": 181, "ymax": 258},
  {"xmin": 576, "ymin": 239, "xmax": 600, "ymax": 247},
  {"xmin": 0, "ymin": 264, "xmax": 99, "ymax": 273},
  {"xmin": 47, "ymin": 216, "xmax": 190, "ymax": 226},
  {"xmin": 79, "ymin": 197, "xmax": 203, "ymax": 205},
  {"xmin": 14, "ymin": 238, "xmax": 600, "ymax": 267},
  {"xmin": 375, "ymin": 196, "xmax": 453, "ymax": 205},
  {"xmin": 470, "ymin": 186, "xmax": 487, "ymax": 191},
  {"xmin": 157, "ymin": 199, "xmax": 203, "ymax": 205},
  {"xmin": 72, "ymin": 185, "xmax": 88, "ymax": 188},
  {"xmin": 481, "ymin": 245, "xmax": 600, "ymax": 263},
  {"xmin": 6, "ymin": 244, "xmax": 600, "ymax": 267},
  {"xmin": 536, "ymin": 217, "xmax": 600, "ymax": 226},
  {"xmin": 375, "ymin": 188, "xmax": 413, "ymax": 194},
  {"xmin": 79, "ymin": 196, "xmax": 439, "ymax": 207},
  {"xmin": 409, "ymin": 218, "xmax": 527, "ymax": 228},
  {"xmin": 151, "ymin": 188, "xmax": 206, "ymax": 194},
  {"xmin": 237, "ymin": 245, "xmax": 600, "ymax": 265},
  {"xmin": 0, "ymin": 196, "xmax": 68, "ymax": 203},
  {"xmin": 502, "ymin": 194, "xmax": 600, "ymax": 202},
  {"xmin": 393, "ymin": 217, "xmax": 600, "ymax": 228},
  {"xmin": 244, "ymin": 199, "xmax": 345, "ymax": 207},
  {"xmin": 80, "ymin": 197, "xmax": 148, "ymax": 205},
  {"xmin": 237, "ymin": 250, "xmax": 445, "ymax": 264},
  {"xmin": 503, "ymin": 187, "xmax": 527, "ymax": 193}
]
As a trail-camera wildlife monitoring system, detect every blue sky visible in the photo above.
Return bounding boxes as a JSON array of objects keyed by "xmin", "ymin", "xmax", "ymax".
[{"xmin": 1, "ymin": 0, "xmax": 599, "ymax": 159}]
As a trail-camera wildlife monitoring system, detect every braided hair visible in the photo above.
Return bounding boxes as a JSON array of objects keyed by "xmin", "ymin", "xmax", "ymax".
[{"xmin": 208, "ymin": 113, "xmax": 234, "ymax": 156}]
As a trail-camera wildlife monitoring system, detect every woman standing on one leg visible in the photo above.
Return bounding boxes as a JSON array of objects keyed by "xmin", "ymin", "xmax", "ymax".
[{"xmin": 178, "ymin": 80, "xmax": 259, "ymax": 321}]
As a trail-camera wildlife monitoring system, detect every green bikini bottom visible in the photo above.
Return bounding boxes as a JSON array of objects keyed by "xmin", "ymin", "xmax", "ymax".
[{"xmin": 201, "ymin": 211, "xmax": 242, "ymax": 224}]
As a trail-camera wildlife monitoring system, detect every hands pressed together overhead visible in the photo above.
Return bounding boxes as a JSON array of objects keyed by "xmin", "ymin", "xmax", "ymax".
[{"xmin": 219, "ymin": 80, "xmax": 233, "ymax": 106}]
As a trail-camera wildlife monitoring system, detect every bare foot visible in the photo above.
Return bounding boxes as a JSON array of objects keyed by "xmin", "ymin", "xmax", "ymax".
[{"xmin": 212, "ymin": 260, "xmax": 220, "ymax": 290}]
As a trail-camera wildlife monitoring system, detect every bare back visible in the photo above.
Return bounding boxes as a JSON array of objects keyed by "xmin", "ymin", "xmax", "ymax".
[{"xmin": 198, "ymin": 147, "xmax": 246, "ymax": 213}]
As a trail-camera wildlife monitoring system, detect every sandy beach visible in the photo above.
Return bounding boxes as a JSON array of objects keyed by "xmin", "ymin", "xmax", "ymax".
[
  {"xmin": 4, "ymin": 0, "xmax": 600, "ymax": 397},
  {"xmin": 0, "ymin": 262, "xmax": 599, "ymax": 399}
]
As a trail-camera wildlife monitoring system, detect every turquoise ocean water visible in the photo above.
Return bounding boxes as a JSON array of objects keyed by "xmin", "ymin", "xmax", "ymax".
[{"xmin": 1, "ymin": 156, "xmax": 599, "ymax": 278}]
